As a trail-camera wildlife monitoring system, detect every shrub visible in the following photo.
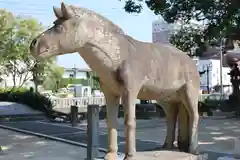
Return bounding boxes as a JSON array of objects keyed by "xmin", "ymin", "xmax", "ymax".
[
  {"xmin": 59, "ymin": 78, "xmax": 89, "ymax": 88},
  {"xmin": 0, "ymin": 87, "xmax": 29, "ymax": 93},
  {"xmin": 0, "ymin": 88, "xmax": 54, "ymax": 118}
]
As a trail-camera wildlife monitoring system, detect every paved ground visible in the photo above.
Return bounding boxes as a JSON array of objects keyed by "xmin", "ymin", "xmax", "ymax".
[
  {"xmin": 45, "ymin": 117, "xmax": 240, "ymax": 155},
  {"xmin": 1, "ymin": 101, "xmax": 240, "ymax": 159},
  {"xmin": 1, "ymin": 117, "xmax": 240, "ymax": 159},
  {"xmin": 0, "ymin": 128, "xmax": 106, "ymax": 160},
  {"xmin": 0, "ymin": 102, "xmax": 42, "ymax": 116}
]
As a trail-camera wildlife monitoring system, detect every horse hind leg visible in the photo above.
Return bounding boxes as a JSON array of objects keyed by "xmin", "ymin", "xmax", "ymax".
[
  {"xmin": 179, "ymin": 84, "xmax": 199, "ymax": 154},
  {"xmin": 177, "ymin": 103, "xmax": 190, "ymax": 152},
  {"xmin": 158, "ymin": 101, "xmax": 179, "ymax": 150}
]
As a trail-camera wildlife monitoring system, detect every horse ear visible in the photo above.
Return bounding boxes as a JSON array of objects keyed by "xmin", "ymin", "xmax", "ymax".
[
  {"xmin": 61, "ymin": 2, "xmax": 72, "ymax": 19},
  {"xmin": 53, "ymin": 6, "xmax": 62, "ymax": 18}
]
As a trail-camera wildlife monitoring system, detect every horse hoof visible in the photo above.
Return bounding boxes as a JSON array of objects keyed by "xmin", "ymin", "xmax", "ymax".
[
  {"xmin": 124, "ymin": 155, "xmax": 136, "ymax": 160},
  {"xmin": 162, "ymin": 142, "xmax": 177, "ymax": 150},
  {"xmin": 104, "ymin": 152, "xmax": 117, "ymax": 160}
]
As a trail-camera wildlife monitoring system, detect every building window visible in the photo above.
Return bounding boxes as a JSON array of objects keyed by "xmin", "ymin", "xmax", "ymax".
[
  {"xmin": 224, "ymin": 74, "xmax": 227, "ymax": 81},
  {"xmin": 83, "ymin": 88, "xmax": 88, "ymax": 96}
]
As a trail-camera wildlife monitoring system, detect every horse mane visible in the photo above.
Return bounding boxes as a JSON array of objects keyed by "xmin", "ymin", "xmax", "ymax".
[{"xmin": 67, "ymin": 5, "xmax": 125, "ymax": 34}]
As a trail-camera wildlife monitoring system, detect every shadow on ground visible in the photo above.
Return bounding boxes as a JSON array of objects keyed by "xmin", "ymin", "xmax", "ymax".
[{"xmin": 0, "ymin": 128, "xmax": 106, "ymax": 160}]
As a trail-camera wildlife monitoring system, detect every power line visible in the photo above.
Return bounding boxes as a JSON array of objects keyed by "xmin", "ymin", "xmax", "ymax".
[
  {"xmin": 0, "ymin": 0, "xmax": 127, "ymax": 25},
  {"xmin": 0, "ymin": 0, "xmax": 55, "ymax": 23}
]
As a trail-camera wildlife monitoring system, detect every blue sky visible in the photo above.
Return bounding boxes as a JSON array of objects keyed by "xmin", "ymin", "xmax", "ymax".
[{"xmin": 1, "ymin": 0, "xmax": 158, "ymax": 69}]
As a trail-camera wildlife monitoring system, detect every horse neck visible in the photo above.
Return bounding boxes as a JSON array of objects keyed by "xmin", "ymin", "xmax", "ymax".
[{"xmin": 77, "ymin": 26, "xmax": 122, "ymax": 71}]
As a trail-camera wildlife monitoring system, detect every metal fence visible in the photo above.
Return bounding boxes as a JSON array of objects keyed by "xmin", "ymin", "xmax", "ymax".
[
  {"xmin": 50, "ymin": 94, "xmax": 210, "ymax": 109},
  {"xmin": 51, "ymin": 97, "xmax": 106, "ymax": 109}
]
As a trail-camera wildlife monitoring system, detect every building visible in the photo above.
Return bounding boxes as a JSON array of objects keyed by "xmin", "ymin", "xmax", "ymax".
[
  {"xmin": 62, "ymin": 67, "xmax": 99, "ymax": 89},
  {"xmin": 152, "ymin": 17, "xmax": 182, "ymax": 44},
  {"xmin": 152, "ymin": 17, "xmax": 172, "ymax": 44},
  {"xmin": 196, "ymin": 58, "xmax": 232, "ymax": 93},
  {"xmin": 62, "ymin": 68, "xmax": 92, "ymax": 79}
]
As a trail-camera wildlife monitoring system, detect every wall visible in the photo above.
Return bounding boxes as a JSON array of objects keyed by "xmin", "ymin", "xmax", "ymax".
[
  {"xmin": 211, "ymin": 60, "xmax": 231, "ymax": 86},
  {"xmin": 0, "ymin": 61, "xmax": 34, "ymax": 88},
  {"xmin": 197, "ymin": 59, "xmax": 231, "ymax": 91},
  {"xmin": 63, "ymin": 69, "xmax": 89, "ymax": 79}
]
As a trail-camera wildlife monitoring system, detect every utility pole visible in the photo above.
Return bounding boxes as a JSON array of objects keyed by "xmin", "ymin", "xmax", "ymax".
[
  {"xmin": 201, "ymin": 64, "xmax": 212, "ymax": 94},
  {"xmin": 73, "ymin": 63, "xmax": 77, "ymax": 97},
  {"xmin": 220, "ymin": 38, "xmax": 224, "ymax": 98},
  {"xmin": 206, "ymin": 67, "xmax": 210, "ymax": 94},
  {"xmin": 69, "ymin": 64, "xmax": 77, "ymax": 97}
]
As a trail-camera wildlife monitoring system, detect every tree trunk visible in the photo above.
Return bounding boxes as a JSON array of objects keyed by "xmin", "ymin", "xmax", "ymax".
[{"xmin": 34, "ymin": 82, "xmax": 38, "ymax": 93}]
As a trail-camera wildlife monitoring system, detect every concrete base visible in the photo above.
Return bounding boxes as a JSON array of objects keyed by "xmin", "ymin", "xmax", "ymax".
[
  {"xmin": 135, "ymin": 151, "xmax": 202, "ymax": 160},
  {"xmin": 0, "ymin": 146, "xmax": 6, "ymax": 156},
  {"xmin": 95, "ymin": 151, "xmax": 206, "ymax": 160}
]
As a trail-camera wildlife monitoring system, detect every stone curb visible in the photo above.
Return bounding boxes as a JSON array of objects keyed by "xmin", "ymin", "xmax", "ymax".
[
  {"xmin": 0, "ymin": 116, "xmax": 46, "ymax": 122},
  {"xmin": 0, "ymin": 124, "xmax": 109, "ymax": 153}
]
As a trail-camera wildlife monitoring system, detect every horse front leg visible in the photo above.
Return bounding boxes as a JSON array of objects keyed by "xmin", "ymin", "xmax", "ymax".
[
  {"xmin": 122, "ymin": 89, "xmax": 139, "ymax": 160},
  {"xmin": 101, "ymin": 85, "xmax": 120, "ymax": 160}
]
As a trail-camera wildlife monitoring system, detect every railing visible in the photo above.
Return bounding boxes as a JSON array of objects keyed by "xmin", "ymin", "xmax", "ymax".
[
  {"xmin": 198, "ymin": 94, "xmax": 210, "ymax": 102},
  {"xmin": 51, "ymin": 97, "xmax": 106, "ymax": 109},
  {"xmin": 50, "ymin": 94, "xmax": 210, "ymax": 109}
]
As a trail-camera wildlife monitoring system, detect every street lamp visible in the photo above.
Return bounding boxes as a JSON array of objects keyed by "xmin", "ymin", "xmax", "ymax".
[
  {"xmin": 190, "ymin": 46, "xmax": 196, "ymax": 57},
  {"xmin": 202, "ymin": 63, "xmax": 212, "ymax": 93},
  {"xmin": 56, "ymin": 80, "xmax": 60, "ymax": 92},
  {"xmin": 219, "ymin": 38, "xmax": 226, "ymax": 98}
]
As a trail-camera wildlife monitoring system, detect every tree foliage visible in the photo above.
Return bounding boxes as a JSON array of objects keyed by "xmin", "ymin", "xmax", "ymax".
[
  {"xmin": 169, "ymin": 24, "xmax": 205, "ymax": 56},
  {"xmin": 41, "ymin": 59, "xmax": 64, "ymax": 91},
  {"xmin": 0, "ymin": 9, "xmax": 63, "ymax": 89},
  {"xmin": 122, "ymin": 0, "xmax": 240, "ymax": 54}
]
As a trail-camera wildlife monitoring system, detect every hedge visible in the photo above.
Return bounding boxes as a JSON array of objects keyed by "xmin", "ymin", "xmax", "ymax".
[
  {"xmin": 0, "ymin": 87, "xmax": 54, "ymax": 117},
  {"xmin": 59, "ymin": 78, "xmax": 89, "ymax": 88},
  {"xmin": 0, "ymin": 87, "xmax": 29, "ymax": 93}
]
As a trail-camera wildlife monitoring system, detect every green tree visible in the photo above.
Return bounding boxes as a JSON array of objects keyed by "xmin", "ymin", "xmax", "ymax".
[
  {"xmin": 0, "ymin": 10, "xmax": 43, "ymax": 87},
  {"xmin": 0, "ymin": 9, "xmax": 15, "ymax": 81},
  {"xmin": 91, "ymin": 75, "xmax": 100, "ymax": 90},
  {"xmin": 31, "ymin": 62, "xmax": 45, "ymax": 92},
  {"xmin": 169, "ymin": 24, "xmax": 205, "ymax": 56},
  {"xmin": 121, "ymin": 0, "xmax": 240, "ymax": 53},
  {"xmin": 0, "ymin": 9, "xmax": 64, "ymax": 90},
  {"xmin": 41, "ymin": 59, "xmax": 64, "ymax": 91},
  {"xmin": 0, "ymin": 9, "xmax": 15, "ymax": 56}
]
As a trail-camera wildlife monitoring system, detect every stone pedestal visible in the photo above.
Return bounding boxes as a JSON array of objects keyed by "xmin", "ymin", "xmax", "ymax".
[
  {"xmin": 96, "ymin": 151, "xmax": 205, "ymax": 160},
  {"xmin": 134, "ymin": 151, "xmax": 201, "ymax": 160}
]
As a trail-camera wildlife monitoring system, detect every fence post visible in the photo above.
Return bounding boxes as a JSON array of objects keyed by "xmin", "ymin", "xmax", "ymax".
[
  {"xmin": 0, "ymin": 146, "xmax": 3, "ymax": 156},
  {"xmin": 87, "ymin": 105, "xmax": 100, "ymax": 160},
  {"xmin": 70, "ymin": 105, "xmax": 78, "ymax": 127}
]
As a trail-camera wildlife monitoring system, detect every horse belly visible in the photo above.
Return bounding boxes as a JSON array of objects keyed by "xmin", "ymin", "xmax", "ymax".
[
  {"xmin": 138, "ymin": 81, "xmax": 184, "ymax": 100},
  {"xmin": 137, "ymin": 83, "xmax": 181, "ymax": 101}
]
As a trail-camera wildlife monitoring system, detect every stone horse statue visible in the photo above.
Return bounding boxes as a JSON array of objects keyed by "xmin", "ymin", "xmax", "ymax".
[{"xmin": 30, "ymin": 3, "xmax": 200, "ymax": 160}]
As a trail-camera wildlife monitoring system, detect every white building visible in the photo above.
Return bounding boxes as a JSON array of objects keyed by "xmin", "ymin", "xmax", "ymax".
[
  {"xmin": 0, "ymin": 61, "xmax": 34, "ymax": 88},
  {"xmin": 62, "ymin": 68, "xmax": 91, "ymax": 79},
  {"xmin": 196, "ymin": 58, "xmax": 232, "ymax": 93}
]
